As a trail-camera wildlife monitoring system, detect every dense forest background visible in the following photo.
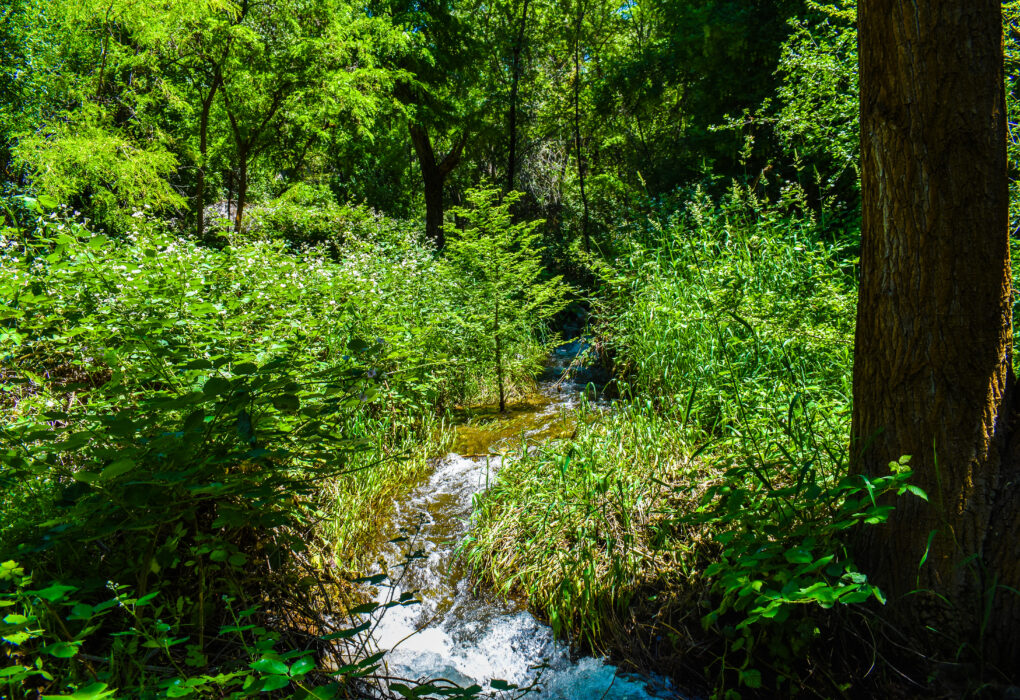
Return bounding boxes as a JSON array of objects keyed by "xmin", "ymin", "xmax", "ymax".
[
  {"xmin": 1, "ymin": 0, "xmax": 1019, "ymax": 698},
  {"xmin": 0, "ymin": 0, "xmax": 872, "ymax": 245}
]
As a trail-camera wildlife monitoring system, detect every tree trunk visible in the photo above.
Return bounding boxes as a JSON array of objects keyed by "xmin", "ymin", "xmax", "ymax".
[
  {"xmin": 506, "ymin": 0, "xmax": 530, "ymax": 194},
  {"xmin": 423, "ymin": 170, "xmax": 445, "ymax": 248},
  {"xmin": 409, "ymin": 123, "xmax": 466, "ymax": 248},
  {"xmin": 226, "ymin": 169, "xmax": 234, "ymax": 221},
  {"xmin": 495, "ymin": 299, "xmax": 505, "ymax": 413},
  {"xmin": 852, "ymin": 0, "xmax": 1019, "ymax": 667},
  {"xmin": 195, "ymin": 75, "xmax": 220, "ymax": 240},
  {"xmin": 234, "ymin": 148, "xmax": 248, "ymax": 234},
  {"xmin": 572, "ymin": 0, "xmax": 590, "ymax": 252}
]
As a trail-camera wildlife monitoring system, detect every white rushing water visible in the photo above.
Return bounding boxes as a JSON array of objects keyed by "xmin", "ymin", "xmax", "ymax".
[{"xmin": 362, "ymin": 344, "xmax": 680, "ymax": 699}]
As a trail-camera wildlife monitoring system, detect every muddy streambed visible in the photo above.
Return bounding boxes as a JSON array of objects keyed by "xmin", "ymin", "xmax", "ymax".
[{"xmin": 361, "ymin": 343, "xmax": 680, "ymax": 698}]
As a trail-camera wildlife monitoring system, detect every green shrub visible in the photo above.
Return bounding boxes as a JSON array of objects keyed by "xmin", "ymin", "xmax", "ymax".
[
  {"xmin": 244, "ymin": 184, "xmax": 394, "ymax": 253},
  {"xmin": 443, "ymin": 186, "xmax": 571, "ymax": 412},
  {"xmin": 0, "ymin": 195, "xmax": 411, "ymax": 696}
]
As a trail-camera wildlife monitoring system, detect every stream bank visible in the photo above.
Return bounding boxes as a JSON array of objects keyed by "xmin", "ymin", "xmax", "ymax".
[{"xmin": 359, "ymin": 342, "xmax": 680, "ymax": 698}]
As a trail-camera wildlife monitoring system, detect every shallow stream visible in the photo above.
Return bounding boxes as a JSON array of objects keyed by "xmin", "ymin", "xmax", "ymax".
[{"xmin": 364, "ymin": 343, "xmax": 679, "ymax": 699}]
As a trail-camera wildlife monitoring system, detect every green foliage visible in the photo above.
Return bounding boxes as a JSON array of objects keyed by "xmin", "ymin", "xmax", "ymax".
[
  {"xmin": 0, "ymin": 0, "xmax": 869, "ymax": 253},
  {"xmin": 213, "ymin": 0, "xmax": 403, "ymax": 229},
  {"xmin": 0, "ymin": 0, "xmax": 59, "ymax": 174},
  {"xmin": 463, "ymin": 399, "xmax": 689, "ymax": 649},
  {"xmin": 4, "ymin": 0, "xmax": 1018, "ymax": 695},
  {"xmin": 1, "ymin": 0, "xmax": 406, "ymax": 234},
  {"xmin": 599, "ymin": 189, "xmax": 875, "ymax": 695},
  {"xmin": 241, "ymin": 186, "xmax": 396, "ymax": 254},
  {"xmin": 1007, "ymin": 1, "xmax": 1020, "ymax": 237},
  {"xmin": 443, "ymin": 186, "xmax": 570, "ymax": 410},
  {"xmin": 0, "ymin": 195, "xmax": 549, "ymax": 697},
  {"xmin": 13, "ymin": 108, "xmax": 185, "ymax": 228},
  {"xmin": 1, "ymin": 558, "xmax": 480, "ymax": 698},
  {"xmin": 769, "ymin": 0, "xmax": 859, "ymax": 201},
  {"xmin": 1, "ymin": 564, "xmax": 362, "ymax": 698},
  {"xmin": 602, "ymin": 184, "xmax": 854, "ymax": 417},
  {"xmin": 689, "ymin": 453, "xmax": 923, "ymax": 696},
  {"xmin": 0, "ymin": 197, "xmax": 396, "ymax": 696}
]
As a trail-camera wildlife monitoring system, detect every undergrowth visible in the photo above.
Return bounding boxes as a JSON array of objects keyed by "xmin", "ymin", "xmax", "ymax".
[{"xmin": 0, "ymin": 195, "xmax": 552, "ymax": 698}]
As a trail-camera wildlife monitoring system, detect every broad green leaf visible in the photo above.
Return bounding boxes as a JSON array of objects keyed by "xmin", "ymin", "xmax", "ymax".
[
  {"xmin": 42, "ymin": 682, "xmax": 116, "ymax": 699},
  {"xmin": 260, "ymin": 676, "xmax": 291, "ymax": 692},
  {"xmin": 250, "ymin": 658, "xmax": 289, "ymax": 676},
  {"xmin": 905, "ymin": 484, "xmax": 928, "ymax": 501},
  {"xmin": 783, "ymin": 547, "xmax": 813, "ymax": 564},
  {"xmin": 289, "ymin": 657, "xmax": 315, "ymax": 676},
  {"xmin": 100, "ymin": 459, "xmax": 135, "ymax": 480},
  {"xmin": 41, "ymin": 641, "xmax": 80, "ymax": 658},
  {"xmin": 34, "ymin": 584, "xmax": 78, "ymax": 602}
]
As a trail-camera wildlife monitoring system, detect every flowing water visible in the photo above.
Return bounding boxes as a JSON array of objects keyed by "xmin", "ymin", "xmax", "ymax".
[{"xmin": 364, "ymin": 343, "xmax": 679, "ymax": 699}]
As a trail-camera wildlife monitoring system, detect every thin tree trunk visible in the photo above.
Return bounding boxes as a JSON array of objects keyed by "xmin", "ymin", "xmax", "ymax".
[
  {"xmin": 196, "ymin": 75, "xmax": 221, "ymax": 240},
  {"xmin": 96, "ymin": 7, "xmax": 113, "ymax": 99},
  {"xmin": 495, "ymin": 299, "xmax": 505, "ymax": 412},
  {"xmin": 506, "ymin": 0, "xmax": 530, "ymax": 194},
  {"xmin": 227, "ymin": 169, "xmax": 234, "ymax": 221},
  {"xmin": 220, "ymin": 73, "xmax": 287, "ymax": 237},
  {"xmin": 234, "ymin": 148, "xmax": 248, "ymax": 234},
  {"xmin": 852, "ymin": 0, "xmax": 1019, "ymax": 666},
  {"xmin": 573, "ymin": 0, "xmax": 590, "ymax": 252}
]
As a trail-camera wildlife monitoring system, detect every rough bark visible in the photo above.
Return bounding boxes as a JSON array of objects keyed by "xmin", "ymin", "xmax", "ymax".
[
  {"xmin": 409, "ymin": 123, "xmax": 466, "ymax": 248},
  {"xmin": 506, "ymin": 0, "xmax": 530, "ymax": 194},
  {"xmin": 852, "ymin": 0, "xmax": 1019, "ymax": 667}
]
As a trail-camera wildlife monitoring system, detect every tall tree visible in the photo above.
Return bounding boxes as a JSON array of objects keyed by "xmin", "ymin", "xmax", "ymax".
[
  {"xmin": 218, "ymin": 0, "xmax": 322, "ymax": 234},
  {"xmin": 218, "ymin": 0, "xmax": 396, "ymax": 233},
  {"xmin": 385, "ymin": 0, "xmax": 482, "ymax": 247},
  {"xmin": 851, "ymin": 0, "xmax": 1019, "ymax": 667},
  {"xmin": 186, "ymin": 11, "xmax": 236, "ymax": 241},
  {"xmin": 151, "ymin": 2, "xmax": 242, "ymax": 239}
]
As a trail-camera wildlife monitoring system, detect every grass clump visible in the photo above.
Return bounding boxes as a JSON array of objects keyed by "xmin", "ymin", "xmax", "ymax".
[
  {"xmin": 467, "ymin": 186, "xmax": 920, "ymax": 696},
  {"xmin": 464, "ymin": 400, "xmax": 705, "ymax": 649}
]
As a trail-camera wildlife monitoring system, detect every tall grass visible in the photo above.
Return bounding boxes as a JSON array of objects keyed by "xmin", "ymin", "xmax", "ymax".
[{"xmin": 602, "ymin": 185, "xmax": 855, "ymax": 433}]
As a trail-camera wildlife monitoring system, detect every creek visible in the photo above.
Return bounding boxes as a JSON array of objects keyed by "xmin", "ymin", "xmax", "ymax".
[{"xmin": 363, "ymin": 342, "xmax": 680, "ymax": 699}]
